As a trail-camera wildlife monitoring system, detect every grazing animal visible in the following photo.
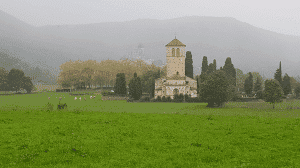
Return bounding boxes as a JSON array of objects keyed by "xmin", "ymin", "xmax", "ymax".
[
  {"xmin": 48, "ymin": 97, "xmax": 50, "ymax": 100},
  {"xmin": 90, "ymin": 96, "xmax": 93, "ymax": 99},
  {"xmin": 93, "ymin": 96, "xmax": 96, "ymax": 99},
  {"xmin": 84, "ymin": 97, "xmax": 86, "ymax": 101},
  {"xmin": 74, "ymin": 97, "xmax": 77, "ymax": 100},
  {"xmin": 79, "ymin": 97, "xmax": 81, "ymax": 101},
  {"xmin": 59, "ymin": 97, "xmax": 62, "ymax": 101}
]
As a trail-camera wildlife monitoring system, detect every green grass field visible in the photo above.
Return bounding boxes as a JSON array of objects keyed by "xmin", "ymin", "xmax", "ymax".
[{"xmin": 1, "ymin": 91, "xmax": 300, "ymax": 167}]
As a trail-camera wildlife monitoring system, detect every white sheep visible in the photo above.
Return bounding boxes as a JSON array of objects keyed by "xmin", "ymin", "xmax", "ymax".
[
  {"xmin": 74, "ymin": 97, "xmax": 77, "ymax": 100},
  {"xmin": 79, "ymin": 97, "xmax": 81, "ymax": 101},
  {"xmin": 90, "ymin": 96, "xmax": 92, "ymax": 99},
  {"xmin": 48, "ymin": 97, "xmax": 50, "ymax": 100}
]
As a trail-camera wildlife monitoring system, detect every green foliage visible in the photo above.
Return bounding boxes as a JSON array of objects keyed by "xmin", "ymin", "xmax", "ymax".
[
  {"xmin": 174, "ymin": 93, "xmax": 184, "ymax": 102},
  {"xmin": 166, "ymin": 96, "xmax": 172, "ymax": 102},
  {"xmin": 253, "ymin": 77, "xmax": 262, "ymax": 93},
  {"xmin": 114, "ymin": 73, "xmax": 127, "ymax": 95},
  {"xmin": 129, "ymin": 72, "xmax": 142, "ymax": 100},
  {"xmin": 185, "ymin": 51, "xmax": 194, "ymax": 79},
  {"xmin": 256, "ymin": 90, "xmax": 263, "ymax": 99},
  {"xmin": 0, "ymin": 67, "xmax": 10, "ymax": 92},
  {"xmin": 221, "ymin": 57, "xmax": 236, "ymax": 87},
  {"xmin": 201, "ymin": 56, "xmax": 208, "ymax": 75},
  {"xmin": 57, "ymin": 103, "xmax": 68, "ymax": 110},
  {"xmin": 44, "ymin": 102, "xmax": 54, "ymax": 112},
  {"xmin": 199, "ymin": 70, "xmax": 232, "ymax": 107},
  {"xmin": 156, "ymin": 96, "xmax": 162, "ymax": 102},
  {"xmin": 139, "ymin": 96, "xmax": 150, "ymax": 102},
  {"xmin": 282, "ymin": 73, "xmax": 292, "ymax": 95},
  {"xmin": 140, "ymin": 70, "xmax": 160, "ymax": 98},
  {"xmin": 244, "ymin": 72, "xmax": 253, "ymax": 95},
  {"xmin": 161, "ymin": 96, "xmax": 167, "ymax": 102},
  {"xmin": 21, "ymin": 76, "xmax": 34, "ymax": 93},
  {"xmin": 274, "ymin": 61, "xmax": 283, "ymax": 88},
  {"xmin": 184, "ymin": 94, "xmax": 192, "ymax": 102},
  {"xmin": 263, "ymin": 79, "xmax": 284, "ymax": 109},
  {"xmin": 295, "ymin": 85, "xmax": 300, "ymax": 99},
  {"xmin": 7, "ymin": 68, "xmax": 26, "ymax": 92}
]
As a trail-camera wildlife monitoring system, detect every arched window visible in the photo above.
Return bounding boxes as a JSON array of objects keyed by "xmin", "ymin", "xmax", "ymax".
[
  {"xmin": 172, "ymin": 48, "xmax": 175, "ymax": 56},
  {"xmin": 176, "ymin": 71, "xmax": 179, "ymax": 75},
  {"xmin": 176, "ymin": 48, "xmax": 180, "ymax": 56},
  {"xmin": 173, "ymin": 88, "xmax": 179, "ymax": 95}
]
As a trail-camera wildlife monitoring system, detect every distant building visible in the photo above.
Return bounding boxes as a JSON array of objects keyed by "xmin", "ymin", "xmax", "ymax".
[{"xmin": 154, "ymin": 38, "xmax": 197, "ymax": 99}]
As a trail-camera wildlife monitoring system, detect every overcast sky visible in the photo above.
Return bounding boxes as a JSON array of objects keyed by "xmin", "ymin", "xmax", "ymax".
[{"xmin": 1, "ymin": 0, "xmax": 300, "ymax": 36}]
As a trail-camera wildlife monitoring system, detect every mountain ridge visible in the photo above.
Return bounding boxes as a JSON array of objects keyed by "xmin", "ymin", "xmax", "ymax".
[{"xmin": 1, "ymin": 9, "xmax": 299, "ymax": 85}]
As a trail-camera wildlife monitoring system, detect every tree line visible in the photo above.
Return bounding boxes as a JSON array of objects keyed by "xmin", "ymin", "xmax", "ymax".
[{"xmin": 195, "ymin": 57, "xmax": 300, "ymax": 108}]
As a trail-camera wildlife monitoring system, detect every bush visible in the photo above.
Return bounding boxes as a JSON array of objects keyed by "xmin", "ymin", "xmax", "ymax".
[
  {"xmin": 161, "ymin": 96, "xmax": 167, "ymax": 102},
  {"xmin": 57, "ymin": 103, "xmax": 67, "ymax": 110},
  {"xmin": 150, "ymin": 98, "xmax": 156, "ymax": 102},
  {"xmin": 255, "ymin": 90, "xmax": 263, "ymax": 99},
  {"xmin": 166, "ymin": 96, "xmax": 172, "ymax": 102},
  {"xmin": 127, "ymin": 97, "xmax": 134, "ymax": 102},
  {"xmin": 184, "ymin": 94, "xmax": 192, "ymax": 102},
  {"xmin": 174, "ymin": 94, "xmax": 184, "ymax": 102},
  {"xmin": 156, "ymin": 96, "xmax": 162, "ymax": 102},
  {"xmin": 44, "ymin": 102, "xmax": 54, "ymax": 112},
  {"xmin": 139, "ymin": 96, "xmax": 150, "ymax": 102},
  {"xmin": 231, "ymin": 92, "xmax": 242, "ymax": 101}
]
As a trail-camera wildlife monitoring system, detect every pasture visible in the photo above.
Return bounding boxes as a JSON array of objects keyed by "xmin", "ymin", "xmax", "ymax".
[{"xmin": 1, "ymin": 91, "xmax": 300, "ymax": 167}]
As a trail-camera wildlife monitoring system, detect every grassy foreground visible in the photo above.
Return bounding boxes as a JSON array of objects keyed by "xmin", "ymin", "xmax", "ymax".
[{"xmin": 1, "ymin": 92, "xmax": 300, "ymax": 167}]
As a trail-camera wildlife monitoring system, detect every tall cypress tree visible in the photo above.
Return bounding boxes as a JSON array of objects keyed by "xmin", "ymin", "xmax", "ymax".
[
  {"xmin": 114, "ymin": 73, "xmax": 121, "ymax": 94},
  {"xmin": 222, "ymin": 57, "xmax": 236, "ymax": 87},
  {"xmin": 274, "ymin": 61, "xmax": 283, "ymax": 88},
  {"xmin": 185, "ymin": 51, "xmax": 194, "ymax": 79},
  {"xmin": 129, "ymin": 72, "xmax": 142, "ymax": 100},
  {"xmin": 253, "ymin": 76, "xmax": 262, "ymax": 93},
  {"xmin": 282, "ymin": 73, "xmax": 291, "ymax": 95},
  {"xmin": 244, "ymin": 72, "xmax": 253, "ymax": 95},
  {"xmin": 213, "ymin": 59, "xmax": 217, "ymax": 72},
  {"xmin": 201, "ymin": 56, "xmax": 208, "ymax": 75}
]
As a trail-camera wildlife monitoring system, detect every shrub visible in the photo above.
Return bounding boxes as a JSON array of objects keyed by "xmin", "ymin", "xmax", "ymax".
[
  {"xmin": 255, "ymin": 90, "xmax": 263, "ymax": 99},
  {"xmin": 127, "ymin": 98, "xmax": 134, "ymax": 102},
  {"xmin": 139, "ymin": 96, "xmax": 150, "ymax": 102},
  {"xmin": 184, "ymin": 94, "xmax": 192, "ymax": 102},
  {"xmin": 161, "ymin": 96, "xmax": 167, "ymax": 102},
  {"xmin": 231, "ymin": 92, "xmax": 242, "ymax": 101},
  {"xmin": 156, "ymin": 96, "xmax": 162, "ymax": 102},
  {"xmin": 150, "ymin": 98, "xmax": 156, "ymax": 102},
  {"xmin": 57, "ymin": 103, "xmax": 67, "ymax": 110},
  {"xmin": 44, "ymin": 102, "xmax": 54, "ymax": 112},
  {"xmin": 174, "ymin": 94, "xmax": 184, "ymax": 102},
  {"xmin": 166, "ymin": 96, "xmax": 172, "ymax": 102}
]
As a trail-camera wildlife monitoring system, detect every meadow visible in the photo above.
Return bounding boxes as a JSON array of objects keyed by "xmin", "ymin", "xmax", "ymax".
[{"xmin": 1, "ymin": 91, "xmax": 300, "ymax": 167}]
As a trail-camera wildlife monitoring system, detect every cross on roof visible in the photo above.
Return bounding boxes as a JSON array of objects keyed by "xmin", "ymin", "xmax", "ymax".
[{"xmin": 174, "ymin": 32, "xmax": 177, "ymax": 39}]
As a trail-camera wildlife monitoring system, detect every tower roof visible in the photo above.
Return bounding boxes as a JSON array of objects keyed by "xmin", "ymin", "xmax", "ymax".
[{"xmin": 165, "ymin": 38, "xmax": 186, "ymax": 47}]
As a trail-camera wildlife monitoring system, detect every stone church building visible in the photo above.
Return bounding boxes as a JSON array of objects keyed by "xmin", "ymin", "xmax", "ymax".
[{"xmin": 154, "ymin": 38, "xmax": 198, "ymax": 99}]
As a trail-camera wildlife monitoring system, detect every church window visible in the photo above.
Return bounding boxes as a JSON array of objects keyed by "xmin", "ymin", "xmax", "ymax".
[
  {"xmin": 176, "ymin": 48, "xmax": 180, "ymax": 56},
  {"xmin": 176, "ymin": 71, "xmax": 179, "ymax": 75},
  {"xmin": 172, "ymin": 48, "xmax": 175, "ymax": 56}
]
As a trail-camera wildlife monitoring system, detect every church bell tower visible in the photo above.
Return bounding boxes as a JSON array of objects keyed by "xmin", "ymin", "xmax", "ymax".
[{"xmin": 165, "ymin": 37, "xmax": 186, "ymax": 78}]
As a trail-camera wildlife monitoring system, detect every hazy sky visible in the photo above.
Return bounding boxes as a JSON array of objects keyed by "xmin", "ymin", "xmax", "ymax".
[{"xmin": 1, "ymin": 0, "xmax": 300, "ymax": 36}]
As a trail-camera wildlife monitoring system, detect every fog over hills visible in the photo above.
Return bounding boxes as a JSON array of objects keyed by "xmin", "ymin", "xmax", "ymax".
[{"xmin": 1, "ymin": 10, "xmax": 300, "ymax": 85}]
